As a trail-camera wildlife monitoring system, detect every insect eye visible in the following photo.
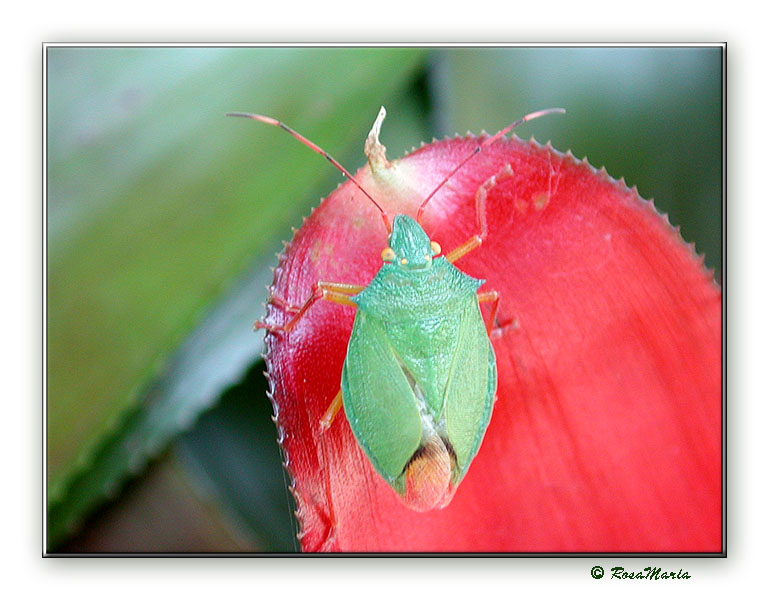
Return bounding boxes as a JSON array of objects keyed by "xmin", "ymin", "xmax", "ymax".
[
  {"xmin": 430, "ymin": 241, "xmax": 441, "ymax": 256},
  {"xmin": 381, "ymin": 247, "xmax": 395, "ymax": 262}
]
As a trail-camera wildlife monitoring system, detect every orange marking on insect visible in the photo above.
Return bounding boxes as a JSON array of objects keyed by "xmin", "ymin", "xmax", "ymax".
[{"xmin": 402, "ymin": 435, "xmax": 454, "ymax": 511}]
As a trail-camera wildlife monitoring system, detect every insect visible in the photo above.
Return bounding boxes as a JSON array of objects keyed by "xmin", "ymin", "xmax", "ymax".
[{"xmin": 229, "ymin": 106, "xmax": 564, "ymax": 511}]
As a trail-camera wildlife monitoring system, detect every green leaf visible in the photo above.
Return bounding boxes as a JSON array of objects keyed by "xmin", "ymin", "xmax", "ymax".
[
  {"xmin": 47, "ymin": 258, "xmax": 274, "ymax": 547},
  {"xmin": 176, "ymin": 361, "xmax": 298, "ymax": 552},
  {"xmin": 47, "ymin": 47, "xmax": 427, "ymax": 547}
]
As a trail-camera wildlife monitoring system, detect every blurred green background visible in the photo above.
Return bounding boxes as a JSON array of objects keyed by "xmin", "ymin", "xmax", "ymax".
[{"xmin": 46, "ymin": 46, "xmax": 722, "ymax": 553}]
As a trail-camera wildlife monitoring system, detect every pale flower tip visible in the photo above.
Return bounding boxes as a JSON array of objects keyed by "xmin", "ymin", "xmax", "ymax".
[{"xmin": 365, "ymin": 105, "xmax": 391, "ymax": 172}]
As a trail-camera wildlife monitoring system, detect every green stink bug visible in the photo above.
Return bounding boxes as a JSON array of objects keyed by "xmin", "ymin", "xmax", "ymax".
[{"xmin": 229, "ymin": 107, "xmax": 564, "ymax": 511}]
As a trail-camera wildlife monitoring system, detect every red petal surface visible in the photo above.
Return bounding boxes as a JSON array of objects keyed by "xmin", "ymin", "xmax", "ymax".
[{"xmin": 264, "ymin": 136, "xmax": 721, "ymax": 552}]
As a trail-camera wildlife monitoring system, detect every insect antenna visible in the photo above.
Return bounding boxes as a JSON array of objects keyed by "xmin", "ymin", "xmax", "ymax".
[
  {"xmin": 227, "ymin": 112, "xmax": 393, "ymax": 233},
  {"xmin": 416, "ymin": 107, "xmax": 566, "ymax": 224}
]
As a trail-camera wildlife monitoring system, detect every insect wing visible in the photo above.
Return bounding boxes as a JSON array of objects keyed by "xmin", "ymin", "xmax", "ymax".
[
  {"xmin": 444, "ymin": 298, "xmax": 497, "ymax": 482},
  {"xmin": 341, "ymin": 312, "xmax": 423, "ymax": 487}
]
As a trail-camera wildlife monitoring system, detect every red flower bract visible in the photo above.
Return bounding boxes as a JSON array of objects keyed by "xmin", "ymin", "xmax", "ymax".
[{"xmin": 263, "ymin": 132, "xmax": 721, "ymax": 552}]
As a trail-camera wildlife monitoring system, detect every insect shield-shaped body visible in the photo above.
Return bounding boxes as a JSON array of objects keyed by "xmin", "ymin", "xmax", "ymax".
[
  {"xmin": 229, "ymin": 106, "xmax": 564, "ymax": 511},
  {"xmin": 342, "ymin": 214, "xmax": 495, "ymax": 510}
]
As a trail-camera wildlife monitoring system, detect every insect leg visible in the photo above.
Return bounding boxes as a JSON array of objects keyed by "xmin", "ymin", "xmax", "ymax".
[
  {"xmin": 444, "ymin": 164, "xmax": 514, "ymax": 263},
  {"xmin": 316, "ymin": 409, "xmax": 339, "ymax": 550},
  {"xmin": 255, "ymin": 281, "xmax": 365, "ymax": 333},
  {"xmin": 267, "ymin": 282, "xmax": 364, "ymax": 313},
  {"xmin": 416, "ymin": 108, "xmax": 565, "ymax": 224},
  {"xmin": 319, "ymin": 389, "xmax": 344, "ymax": 430},
  {"xmin": 267, "ymin": 294, "xmax": 302, "ymax": 314},
  {"xmin": 312, "ymin": 389, "xmax": 346, "ymax": 548},
  {"xmin": 477, "ymin": 290, "xmax": 500, "ymax": 336}
]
